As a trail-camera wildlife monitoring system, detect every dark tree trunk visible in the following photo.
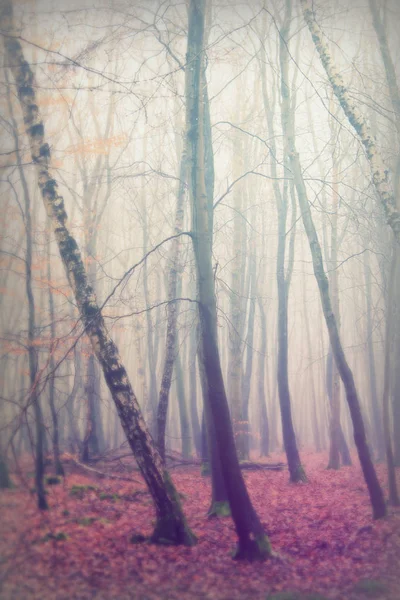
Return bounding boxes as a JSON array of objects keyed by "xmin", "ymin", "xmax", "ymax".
[
  {"xmin": 186, "ymin": 0, "xmax": 272, "ymax": 559},
  {"xmin": 290, "ymin": 147, "xmax": 386, "ymax": 518}
]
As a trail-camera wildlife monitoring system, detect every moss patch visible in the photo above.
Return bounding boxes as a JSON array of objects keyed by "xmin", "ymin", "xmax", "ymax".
[
  {"xmin": 69, "ymin": 485, "xmax": 97, "ymax": 498},
  {"xmin": 208, "ymin": 501, "xmax": 230, "ymax": 518},
  {"xmin": 201, "ymin": 462, "xmax": 211, "ymax": 476},
  {"xmin": 37, "ymin": 531, "xmax": 68, "ymax": 544},
  {"xmin": 352, "ymin": 579, "xmax": 388, "ymax": 597},
  {"xmin": 99, "ymin": 492, "xmax": 120, "ymax": 501},
  {"xmin": 76, "ymin": 517, "xmax": 96, "ymax": 526},
  {"xmin": 267, "ymin": 593, "xmax": 328, "ymax": 600}
]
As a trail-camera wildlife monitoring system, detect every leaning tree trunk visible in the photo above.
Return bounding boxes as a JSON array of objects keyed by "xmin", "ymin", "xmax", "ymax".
[
  {"xmin": 186, "ymin": 0, "xmax": 272, "ymax": 559},
  {"xmin": 1, "ymin": 0, "xmax": 195, "ymax": 546},
  {"xmin": 300, "ymin": 0, "xmax": 400, "ymax": 243},
  {"xmin": 289, "ymin": 149, "xmax": 386, "ymax": 519}
]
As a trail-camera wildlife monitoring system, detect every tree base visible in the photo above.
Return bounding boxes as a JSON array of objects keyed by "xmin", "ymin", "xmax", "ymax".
[
  {"xmin": 149, "ymin": 470, "xmax": 197, "ymax": 546},
  {"xmin": 326, "ymin": 462, "xmax": 340, "ymax": 470},
  {"xmin": 290, "ymin": 464, "xmax": 308, "ymax": 483},
  {"xmin": 150, "ymin": 516, "xmax": 197, "ymax": 546},
  {"xmin": 233, "ymin": 534, "xmax": 273, "ymax": 561},
  {"xmin": 207, "ymin": 500, "xmax": 230, "ymax": 518},
  {"xmin": 201, "ymin": 461, "xmax": 211, "ymax": 476}
]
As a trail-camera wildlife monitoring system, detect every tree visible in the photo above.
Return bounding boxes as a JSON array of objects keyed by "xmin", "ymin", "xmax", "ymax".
[
  {"xmin": 300, "ymin": 0, "xmax": 400, "ymax": 244},
  {"xmin": 186, "ymin": 0, "xmax": 272, "ymax": 559},
  {"xmin": 288, "ymin": 133, "xmax": 387, "ymax": 519},
  {"xmin": 1, "ymin": 0, "xmax": 196, "ymax": 546}
]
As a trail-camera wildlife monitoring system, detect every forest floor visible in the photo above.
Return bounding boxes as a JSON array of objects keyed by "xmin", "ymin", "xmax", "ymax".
[{"xmin": 0, "ymin": 452, "xmax": 400, "ymax": 600}]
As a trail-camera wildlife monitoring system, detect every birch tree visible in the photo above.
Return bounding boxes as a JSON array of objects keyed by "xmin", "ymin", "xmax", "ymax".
[{"xmin": 1, "ymin": 0, "xmax": 196, "ymax": 546}]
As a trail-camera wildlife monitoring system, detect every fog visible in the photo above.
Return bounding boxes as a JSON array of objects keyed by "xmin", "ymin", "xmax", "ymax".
[{"xmin": 1, "ymin": 0, "xmax": 400, "ymax": 527}]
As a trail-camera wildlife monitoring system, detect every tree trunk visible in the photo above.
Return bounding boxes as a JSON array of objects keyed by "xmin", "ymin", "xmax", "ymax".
[
  {"xmin": 175, "ymin": 347, "xmax": 191, "ymax": 460},
  {"xmin": 2, "ymin": 2, "xmax": 195, "ymax": 545},
  {"xmin": 47, "ymin": 235, "xmax": 64, "ymax": 476},
  {"xmin": 186, "ymin": 0, "xmax": 272, "ymax": 559},
  {"xmin": 302, "ymin": 265, "xmax": 321, "ymax": 453},
  {"xmin": 157, "ymin": 147, "xmax": 187, "ymax": 460},
  {"xmin": 257, "ymin": 297, "xmax": 269, "ymax": 457},
  {"xmin": 290, "ymin": 147, "xmax": 386, "ymax": 518},
  {"xmin": 363, "ymin": 250, "xmax": 384, "ymax": 460},
  {"xmin": 5, "ymin": 66, "xmax": 47, "ymax": 510},
  {"xmin": 189, "ymin": 315, "xmax": 202, "ymax": 457},
  {"xmin": 382, "ymin": 249, "xmax": 400, "ymax": 505},
  {"xmin": 241, "ymin": 247, "xmax": 256, "ymax": 459},
  {"xmin": 66, "ymin": 343, "xmax": 82, "ymax": 454},
  {"xmin": 276, "ymin": 0, "xmax": 306, "ymax": 483}
]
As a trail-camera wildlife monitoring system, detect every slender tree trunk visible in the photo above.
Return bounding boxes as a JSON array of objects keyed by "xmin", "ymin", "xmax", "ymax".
[
  {"xmin": 327, "ymin": 174, "xmax": 340, "ymax": 470},
  {"xmin": 157, "ymin": 147, "xmax": 187, "ymax": 460},
  {"xmin": 276, "ymin": 0, "xmax": 306, "ymax": 482},
  {"xmin": 189, "ymin": 315, "xmax": 202, "ymax": 456},
  {"xmin": 227, "ymin": 127, "xmax": 246, "ymax": 459},
  {"xmin": 47, "ymin": 235, "xmax": 64, "ymax": 475},
  {"xmin": 66, "ymin": 343, "xmax": 82, "ymax": 454},
  {"xmin": 175, "ymin": 346, "xmax": 191, "ymax": 459},
  {"xmin": 290, "ymin": 148, "xmax": 386, "ymax": 518},
  {"xmin": 5, "ymin": 67, "xmax": 47, "ymax": 510},
  {"xmin": 2, "ymin": 3, "xmax": 195, "ymax": 545},
  {"xmin": 197, "ymin": 340, "xmax": 230, "ymax": 517},
  {"xmin": 382, "ymin": 250, "xmax": 400, "ymax": 505},
  {"xmin": 186, "ymin": 0, "xmax": 272, "ymax": 559},
  {"xmin": 257, "ymin": 297, "xmax": 269, "ymax": 457},
  {"xmin": 241, "ymin": 246, "xmax": 256, "ymax": 459},
  {"xmin": 302, "ymin": 269, "xmax": 321, "ymax": 453},
  {"xmin": 364, "ymin": 250, "xmax": 385, "ymax": 460}
]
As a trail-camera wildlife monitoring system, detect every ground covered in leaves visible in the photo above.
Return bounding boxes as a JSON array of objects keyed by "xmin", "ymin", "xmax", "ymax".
[{"xmin": 0, "ymin": 452, "xmax": 399, "ymax": 600}]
